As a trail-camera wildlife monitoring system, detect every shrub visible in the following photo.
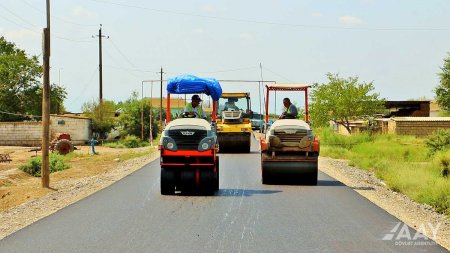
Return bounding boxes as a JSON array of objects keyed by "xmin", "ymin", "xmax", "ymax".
[
  {"xmin": 104, "ymin": 135, "xmax": 149, "ymax": 148},
  {"xmin": 19, "ymin": 154, "xmax": 70, "ymax": 177},
  {"xmin": 426, "ymin": 129, "xmax": 450, "ymax": 154}
]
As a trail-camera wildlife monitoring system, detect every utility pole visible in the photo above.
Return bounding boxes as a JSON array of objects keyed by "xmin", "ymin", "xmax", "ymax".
[
  {"xmin": 141, "ymin": 81, "xmax": 144, "ymax": 140},
  {"xmin": 141, "ymin": 80, "xmax": 161, "ymax": 147},
  {"xmin": 41, "ymin": 0, "xmax": 51, "ymax": 188},
  {"xmin": 159, "ymin": 67, "xmax": 164, "ymax": 130},
  {"xmin": 149, "ymin": 81, "xmax": 153, "ymax": 146},
  {"xmin": 94, "ymin": 24, "xmax": 108, "ymax": 103}
]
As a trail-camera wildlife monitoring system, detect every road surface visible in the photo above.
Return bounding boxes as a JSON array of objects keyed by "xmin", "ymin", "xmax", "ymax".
[{"xmin": 0, "ymin": 137, "xmax": 447, "ymax": 252}]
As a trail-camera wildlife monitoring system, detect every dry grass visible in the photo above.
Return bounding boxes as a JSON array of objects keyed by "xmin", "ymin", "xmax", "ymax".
[{"xmin": 0, "ymin": 145, "xmax": 154, "ymax": 212}]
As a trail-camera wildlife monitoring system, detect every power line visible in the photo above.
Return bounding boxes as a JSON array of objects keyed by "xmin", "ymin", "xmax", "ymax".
[
  {"xmin": 104, "ymin": 65, "xmax": 154, "ymax": 73},
  {"xmin": 0, "ymin": 14, "xmax": 95, "ymax": 43},
  {"xmin": 0, "ymin": 110, "xmax": 42, "ymax": 118},
  {"xmin": 54, "ymin": 35, "xmax": 94, "ymax": 43},
  {"xmin": 66, "ymin": 67, "xmax": 98, "ymax": 109},
  {"xmin": 262, "ymin": 66, "xmax": 294, "ymax": 83},
  {"xmin": 108, "ymin": 38, "xmax": 138, "ymax": 69},
  {"xmin": 21, "ymin": 0, "xmax": 98, "ymax": 27},
  {"xmin": 0, "ymin": 2, "xmax": 39, "ymax": 29},
  {"xmin": 0, "ymin": 14, "xmax": 37, "ymax": 32},
  {"xmin": 88, "ymin": 0, "xmax": 450, "ymax": 31},
  {"xmin": 199, "ymin": 66, "xmax": 259, "ymax": 74}
]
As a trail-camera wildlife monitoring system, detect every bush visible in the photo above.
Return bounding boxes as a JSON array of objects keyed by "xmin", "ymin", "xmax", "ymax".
[
  {"xmin": 19, "ymin": 154, "xmax": 70, "ymax": 177},
  {"xmin": 426, "ymin": 129, "xmax": 450, "ymax": 154},
  {"xmin": 104, "ymin": 135, "xmax": 149, "ymax": 148}
]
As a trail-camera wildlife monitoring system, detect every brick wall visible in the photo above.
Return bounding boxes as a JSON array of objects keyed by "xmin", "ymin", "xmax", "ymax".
[
  {"xmin": 0, "ymin": 116, "xmax": 91, "ymax": 146},
  {"xmin": 395, "ymin": 120, "xmax": 450, "ymax": 137}
]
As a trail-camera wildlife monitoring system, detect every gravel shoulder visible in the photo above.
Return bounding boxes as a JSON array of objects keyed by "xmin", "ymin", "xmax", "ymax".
[{"xmin": 319, "ymin": 157, "xmax": 450, "ymax": 250}]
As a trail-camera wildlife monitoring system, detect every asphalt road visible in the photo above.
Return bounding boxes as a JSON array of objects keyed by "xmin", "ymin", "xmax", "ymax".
[{"xmin": 0, "ymin": 137, "xmax": 447, "ymax": 253}]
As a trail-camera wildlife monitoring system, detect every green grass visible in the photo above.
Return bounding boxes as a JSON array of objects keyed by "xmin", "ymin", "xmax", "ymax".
[
  {"xmin": 19, "ymin": 153, "xmax": 70, "ymax": 177},
  {"xmin": 317, "ymin": 127, "xmax": 450, "ymax": 216},
  {"xmin": 104, "ymin": 135, "xmax": 150, "ymax": 148}
]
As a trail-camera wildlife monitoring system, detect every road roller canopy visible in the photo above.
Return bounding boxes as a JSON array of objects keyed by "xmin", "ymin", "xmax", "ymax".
[
  {"xmin": 264, "ymin": 83, "xmax": 311, "ymax": 123},
  {"xmin": 166, "ymin": 74, "xmax": 223, "ymax": 101},
  {"xmin": 265, "ymin": 84, "xmax": 310, "ymax": 91},
  {"xmin": 220, "ymin": 92, "xmax": 250, "ymax": 98},
  {"xmin": 165, "ymin": 74, "xmax": 223, "ymax": 123}
]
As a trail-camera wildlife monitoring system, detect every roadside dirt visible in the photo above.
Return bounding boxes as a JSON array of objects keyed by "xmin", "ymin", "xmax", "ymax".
[{"xmin": 0, "ymin": 145, "xmax": 159, "ymax": 239}]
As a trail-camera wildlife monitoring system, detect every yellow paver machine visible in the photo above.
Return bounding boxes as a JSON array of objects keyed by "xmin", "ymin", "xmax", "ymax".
[{"xmin": 217, "ymin": 92, "xmax": 252, "ymax": 153}]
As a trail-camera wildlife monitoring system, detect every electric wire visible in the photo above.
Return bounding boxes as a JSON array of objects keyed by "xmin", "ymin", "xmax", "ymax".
[
  {"xmin": 21, "ymin": 0, "xmax": 98, "ymax": 27},
  {"xmin": 88, "ymin": 0, "xmax": 450, "ymax": 31}
]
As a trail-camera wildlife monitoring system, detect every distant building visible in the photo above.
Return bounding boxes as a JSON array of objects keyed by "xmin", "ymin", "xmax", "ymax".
[
  {"xmin": 0, "ymin": 115, "xmax": 91, "ymax": 146},
  {"xmin": 430, "ymin": 101, "xmax": 443, "ymax": 117},
  {"xmin": 384, "ymin": 101, "xmax": 430, "ymax": 117}
]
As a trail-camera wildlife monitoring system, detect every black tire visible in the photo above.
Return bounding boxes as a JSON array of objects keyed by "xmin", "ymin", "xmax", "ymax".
[
  {"xmin": 200, "ymin": 170, "xmax": 214, "ymax": 194},
  {"xmin": 180, "ymin": 170, "xmax": 195, "ymax": 192},
  {"xmin": 214, "ymin": 157, "xmax": 220, "ymax": 191},
  {"xmin": 161, "ymin": 167, "xmax": 175, "ymax": 195},
  {"xmin": 307, "ymin": 169, "xmax": 318, "ymax": 186},
  {"xmin": 261, "ymin": 161, "xmax": 271, "ymax": 185},
  {"xmin": 54, "ymin": 139, "xmax": 74, "ymax": 155}
]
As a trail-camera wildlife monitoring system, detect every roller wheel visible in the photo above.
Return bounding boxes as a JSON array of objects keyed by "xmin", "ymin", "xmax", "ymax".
[
  {"xmin": 243, "ymin": 141, "xmax": 251, "ymax": 153},
  {"xmin": 200, "ymin": 170, "xmax": 214, "ymax": 194},
  {"xmin": 261, "ymin": 161, "xmax": 272, "ymax": 185},
  {"xmin": 180, "ymin": 170, "xmax": 195, "ymax": 192},
  {"xmin": 54, "ymin": 139, "xmax": 74, "ymax": 155},
  {"xmin": 161, "ymin": 168, "xmax": 175, "ymax": 195},
  {"xmin": 307, "ymin": 169, "xmax": 318, "ymax": 186},
  {"xmin": 214, "ymin": 157, "xmax": 220, "ymax": 191}
]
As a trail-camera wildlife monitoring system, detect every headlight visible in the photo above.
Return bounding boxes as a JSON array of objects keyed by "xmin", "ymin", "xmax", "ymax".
[
  {"xmin": 162, "ymin": 137, "xmax": 177, "ymax": 151},
  {"xmin": 198, "ymin": 137, "xmax": 215, "ymax": 151}
]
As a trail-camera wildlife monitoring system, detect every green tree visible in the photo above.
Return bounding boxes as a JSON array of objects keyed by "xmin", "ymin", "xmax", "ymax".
[
  {"xmin": 116, "ymin": 92, "xmax": 160, "ymax": 140},
  {"xmin": 0, "ymin": 36, "xmax": 67, "ymax": 121},
  {"xmin": 82, "ymin": 100, "xmax": 117, "ymax": 139},
  {"xmin": 435, "ymin": 53, "xmax": 450, "ymax": 112},
  {"xmin": 23, "ymin": 84, "xmax": 67, "ymax": 116},
  {"xmin": 310, "ymin": 73, "xmax": 385, "ymax": 134}
]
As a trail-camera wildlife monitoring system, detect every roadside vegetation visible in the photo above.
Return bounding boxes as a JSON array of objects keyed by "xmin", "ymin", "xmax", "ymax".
[
  {"xmin": 318, "ymin": 128, "xmax": 450, "ymax": 216},
  {"xmin": 104, "ymin": 135, "xmax": 150, "ymax": 148},
  {"xmin": 19, "ymin": 153, "xmax": 73, "ymax": 177}
]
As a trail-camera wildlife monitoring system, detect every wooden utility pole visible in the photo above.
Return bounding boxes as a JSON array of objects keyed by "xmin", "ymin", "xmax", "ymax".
[
  {"xmin": 95, "ymin": 24, "xmax": 108, "ymax": 103},
  {"xmin": 141, "ymin": 81, "xmax": 144, "ymax": 140},
  {"xmin": 41, "ymin": 0, "xmax": 51, "ymax": 188},
  {"xmin": 159, "ymin": 67, "xmax": 164, "ymax": 130},
  {"xmin": 149, "ymin": 81, "xmax": 153, "ymax": 146}
]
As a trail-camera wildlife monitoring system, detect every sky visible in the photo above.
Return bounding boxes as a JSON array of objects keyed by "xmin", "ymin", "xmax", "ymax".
[{"xmin": 1, "ymin": 0, "xmax": 450, "ymax": 114}]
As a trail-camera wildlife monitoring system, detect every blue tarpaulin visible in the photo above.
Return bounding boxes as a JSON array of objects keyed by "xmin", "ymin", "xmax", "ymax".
[{"xmin": 166, "ymin": 74, "xmax": 222, "ymax": 101}]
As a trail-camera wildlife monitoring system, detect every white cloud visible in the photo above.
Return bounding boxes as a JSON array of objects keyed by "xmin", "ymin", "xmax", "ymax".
[
  {"xmin": 338, "ymin": 15, "xmax": 363, "ymax": 25},
  {"xmin": 71, "ymin": 6, "xmax": 96, "ymax": 19},
  {"xmin": 311, "ymin": 12, "xmax": 323, "ymax": 18},
  {"xmin": 239, "ymin": 33, "xmax": 254, "ymax": 41},
  {"xmin": 4, "ymin": 29, "xmax": 39, "ymax": 40},
  {"xmin": 192, "ymin": 28, "xmax": 204, "ymax": 34}
]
